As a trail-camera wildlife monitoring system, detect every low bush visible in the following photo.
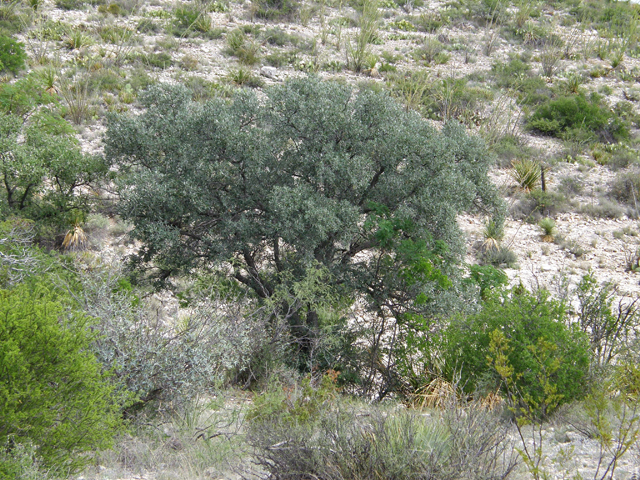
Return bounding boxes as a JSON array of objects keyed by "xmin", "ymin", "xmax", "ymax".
[
  {"xmin": 579, "ymin": 197, "xmax": 626, "ymax": 219},
  {"xmin": 75, "ymin": 259, "xmax": 271, "ymax": 410},
  {"xmin": 490, "ymin": 135, "xmax": 534, "ymax": 167},
  {"xmin": 528, "ymin": 94, "xmax": 630, "ymax": 143},
  {"xmin": 247, "ymin": 375, "xmax": 517, "ymax": 479},
  {"xmin": 263, "ymin": 27, "xmax": 300, "ymax": 46},
  {"xmin": 438, "ymin": 287, "xmax": 591, "ymax": 416},
  {"xmin": 55, "ymin": 0, "xmax": 85, "ymax": 10},
  {"xmin": 251, "ymin": 0, "xmax": 299, "ymax": 20},
  {"xmin": 224, "ymin": 29, "xmax": 262, "ymax": 65},
  {"xmin": 478, "ymin": 246, "xmax": 518, "ymax": 268},
  {"xmin": 0, "ymin": 108, "xmax": 107, "ymax": 231},
  {"xmin": 171, "ymin": 7, "xmax": 212, "ymax": 36},
  {"xmin": 574, "ymin": 272, "xmax": 640, "ymax": 370},
  {"xmin": 423, "ymin": 77, "xmax": 492, "ymax": 123},
  {"xmin": 609, "ymin": 169, "xmax": 640, "ymax": 207},
  {"xmin": 0, "ymin": 35, "xmax": 26, "ymax": 74},
  {"xmin": 491, "ymin": 56, "xmax": 531, "ymax": 89},
  {"xmin": 510, "ymin": 189, "xmax": 568, "ymax": 221}
]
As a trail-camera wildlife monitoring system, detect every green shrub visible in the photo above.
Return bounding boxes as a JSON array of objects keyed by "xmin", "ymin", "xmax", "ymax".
[
  {"xmin": 575, "ymin": 272, "xmax": 640, "ymax": 370},
  {"xmin": 55, "ymin": 0, "xmax": 85, "ymax": 10},
  {"xmin": 528, "ymin": 94, "xmax": 630, "ymax": 143},
  {"xmin": 0, "ymin": 109, "xmax": 106, "ymax": 228},
  {"xmin": 438, "ymin": 287, "xmax": 590, "ymax": 415},
  {"xmin": 136, "ymin": 18, "xmax": 161, "ymax": 34},
  {"xmin": 265, "ymin": 51, "xmax": 298, "ymax": 67},
  {"xmin": 423, "ymin": 77, "xmax": 492, "ymax": 122},
  {"xmin": 263, "ymin": 27, "xmax": 300, "ymax": 46},
  {"xmin": 251, "ymin": 0, "xmax": 299, "ymax": 20},
  {"xmin": 0, "ymin": 437, "xmax": 57, "ymax": 480},
  {"xmin": 579, "ymin": 197, "xmax": 626, "ymax": 219},
  {"xmin": 0, "ymin": 281, "xmax": 127, "ymax": 473},
  {"xmin": 517, "ymin": 76, "xmax": 553, "ymax": 106},
  {"xmin": 224, "ymin": 28, "xmax": 261, "ymax": 64},
  {"xmin": 0, "ymin": 35, "xmax": 26, "ymax": 74},
  {"xmin": 491, "ymin": 56, "xmax": 531, "ymax": 89},
  {"xmin": 142, "ymin": 52, "xmax": 173, "ymax": 68},
  {"xmin": 172, "ymin": 7, "xmax": 212, "ymax": 36},
  {"xmin": 538, "ymin": 216, "xmax": 556, "ymax": 239}
]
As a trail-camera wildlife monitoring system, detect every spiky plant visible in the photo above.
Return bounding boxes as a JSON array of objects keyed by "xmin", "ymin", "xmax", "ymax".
[
  {"xmin": 510, "ymin": 158, "xmax": 541, "ymax": 192},
  {"xmin": 62, "ymin": 223, "xmax": 87, "ymax": 251},
  {"xmin": 481, "ymin": 218, "xmax": 504, "ymax": 252},
  {"xmin": 38, "ymin": 66, "xmax": 59, "ymax": 95},
  {"xmin": 538, "ymin": 217, "xmax": 556, "ymax": 242}
]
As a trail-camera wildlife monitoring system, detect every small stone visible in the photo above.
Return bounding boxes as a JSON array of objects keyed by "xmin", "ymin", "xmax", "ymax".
[{"xmin": 260, "ymin": 66, "xmax": 277, "ymax": 79}]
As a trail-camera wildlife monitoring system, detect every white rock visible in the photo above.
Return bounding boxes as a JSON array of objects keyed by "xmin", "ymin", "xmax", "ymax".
[{"xmin": 261, "ymin": 66, "xmax": 278, "ymax": 79}]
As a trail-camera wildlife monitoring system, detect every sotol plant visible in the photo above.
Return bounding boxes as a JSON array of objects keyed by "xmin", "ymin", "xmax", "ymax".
[{"xmin": 510, "ymin": 158, "xmax": 541, "ymax": 192}]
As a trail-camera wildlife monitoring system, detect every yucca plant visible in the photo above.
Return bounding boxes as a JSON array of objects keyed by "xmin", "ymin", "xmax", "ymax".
[
  {"xmin": 62, "ymin": 223, "xmax": 87, "ymax": 251},
  {"xmin": 481, "ymin": 218, "xmax": 504, "ymax": 252},
  {"xmin": 37, "ymin": 66, "xmax": 59, "ymax": 94},
  {"xmin": 538, "ymin": 217, "xmax": 556, "ymax": 242},
  {"xmin": 64, "ymin": 30, "xmax": 93, "ymax": 50},
  {"xmin": 510, "ymin": 158, "xmax": 541, "ymax": 192},
  {"xmin": 564, "ymin": 72, "xmax": 583, "ymax": 94},
  {"xmin": 624, "ymin": 248, "xmax": 640, "ymax": 273}
]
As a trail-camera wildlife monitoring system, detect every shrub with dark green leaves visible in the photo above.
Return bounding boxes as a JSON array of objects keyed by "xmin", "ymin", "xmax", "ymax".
[
  {"xmin": 438, "ymin": 287, "xmax": 590, "ymax": 414},
  {"xmin": 0, "ymin": 281, "xmax": 127, "ymax": 473},
  {"xmin": 0, "ymin": 35, "xmax": 26, "ymax": 74},
  {"xmin": 528, "ymin": 94, "xmax": 630, "ymax": 143}
]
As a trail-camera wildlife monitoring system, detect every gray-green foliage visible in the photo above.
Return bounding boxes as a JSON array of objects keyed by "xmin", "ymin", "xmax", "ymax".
[
  {"xmin": 248, "ymin": 376, "xmax": 517, "ymax": 479},
  {"xmin": 75, "ymin": 259, "xmax": 269, "ymax": 406},
  {"xmin": 105, "ymin": 77, "xmax": 503, "ymax": 373},
  {"xmin": 574, "ymin": 272, "xmax": 640, "ymax": 370}
]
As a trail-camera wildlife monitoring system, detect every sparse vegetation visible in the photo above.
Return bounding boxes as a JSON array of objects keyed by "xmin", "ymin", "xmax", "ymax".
[{"xmin": 3, "ymin": 0, "xmax": 640, "ymax": 477}]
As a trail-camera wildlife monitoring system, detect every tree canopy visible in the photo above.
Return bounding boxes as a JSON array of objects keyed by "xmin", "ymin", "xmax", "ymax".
[{"xmin": 105, "ymin": 77, "xmax": 503, "ymax": 368}]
